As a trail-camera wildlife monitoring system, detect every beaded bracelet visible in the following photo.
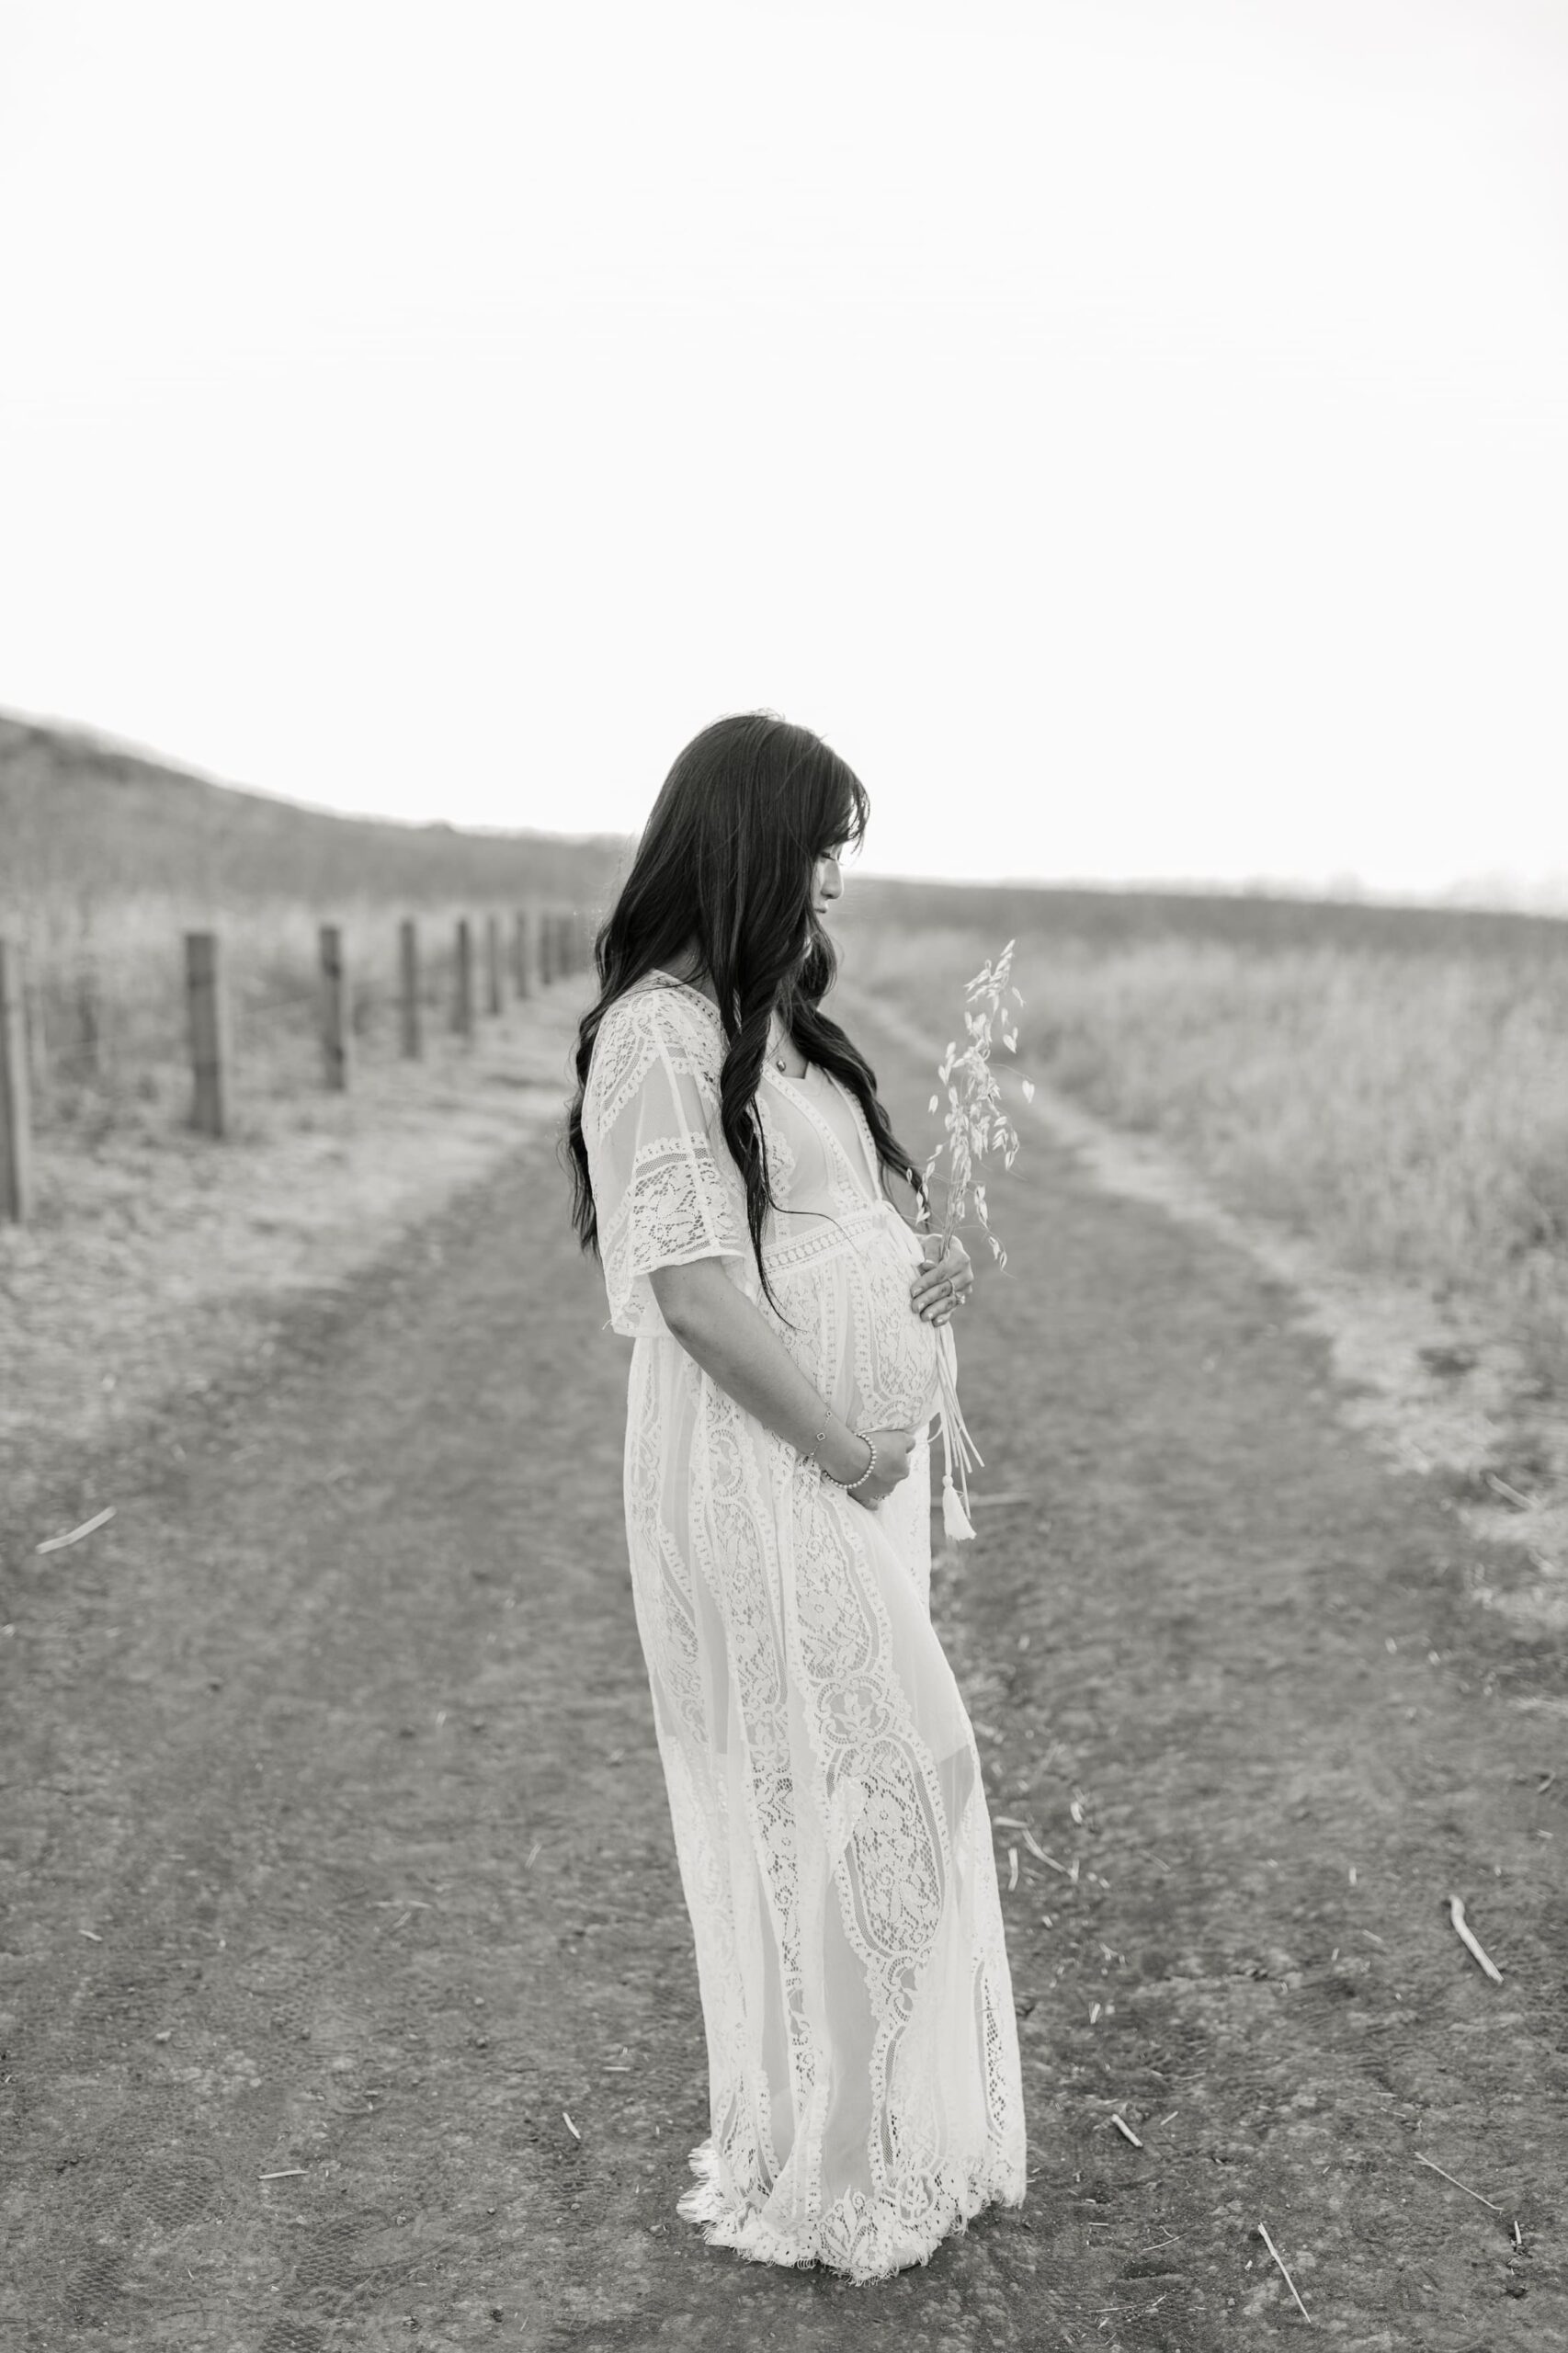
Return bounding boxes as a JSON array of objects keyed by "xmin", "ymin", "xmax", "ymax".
[{"xmin": 839, "ymin": 1434, "xmax": 879, "ymax": 1493}]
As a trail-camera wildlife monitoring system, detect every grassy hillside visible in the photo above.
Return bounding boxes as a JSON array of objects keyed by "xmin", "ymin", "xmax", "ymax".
[
  {"xmin": 0, "ymin": 711, "xmax": 631, "ymax": 1129},
  {"xmin": 0, "ymin": 711, "xmax": 627, "ymax": 928}
]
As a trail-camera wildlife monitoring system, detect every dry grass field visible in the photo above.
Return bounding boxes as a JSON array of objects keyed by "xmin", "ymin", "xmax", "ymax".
[{"xmin": 838, "ymin": 891, "xmax": 1568, "ymax": 1402}]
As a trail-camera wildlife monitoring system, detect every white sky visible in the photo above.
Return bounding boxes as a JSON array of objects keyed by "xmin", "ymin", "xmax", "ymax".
[{"xmin": 3, "ymin": 0, "xmax": 1566, "ymax": 901}]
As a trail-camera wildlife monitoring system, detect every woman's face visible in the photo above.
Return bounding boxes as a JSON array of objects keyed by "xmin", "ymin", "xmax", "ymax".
[{"xmin": 812, "ymin": 847, "xmax": 846, "ymax": 918}]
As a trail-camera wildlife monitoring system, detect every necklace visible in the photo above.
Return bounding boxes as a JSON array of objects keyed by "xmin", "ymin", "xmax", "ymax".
[{"xmin": 767, "ymin": 1017, "xmax": 796, "ymax": 1077}]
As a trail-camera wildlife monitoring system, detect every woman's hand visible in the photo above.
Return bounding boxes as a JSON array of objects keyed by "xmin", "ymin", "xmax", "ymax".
[
  {"xmin": 911, "ymin": 1234, "xmax": 974, "ymax": 1325},
  {"xmin": 846, "ymin": 1427, "xmax": 917, "ymax": 1509}
]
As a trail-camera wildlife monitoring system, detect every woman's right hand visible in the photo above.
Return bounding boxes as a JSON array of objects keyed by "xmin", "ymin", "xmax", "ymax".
[{"xmin": 844, "ymin": 1427, "xmax": 917, "ymax": 1508}]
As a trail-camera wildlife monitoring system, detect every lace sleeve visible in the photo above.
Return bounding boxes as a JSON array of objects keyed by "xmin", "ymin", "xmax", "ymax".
[{"xmin": 582, "ymin": 988, "xmax": 750, "ymax": 1335}]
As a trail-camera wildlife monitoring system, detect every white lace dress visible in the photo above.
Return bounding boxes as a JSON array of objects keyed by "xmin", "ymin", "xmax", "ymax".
[{"xmin": 581, "ymin": 971, "xmax": 1027, "ymax": 2283}]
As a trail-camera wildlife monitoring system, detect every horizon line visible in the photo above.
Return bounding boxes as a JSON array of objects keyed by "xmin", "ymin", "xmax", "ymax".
[{"xmin": 4, "ymin": 701, "xmax": 1564, "ymax": 922}]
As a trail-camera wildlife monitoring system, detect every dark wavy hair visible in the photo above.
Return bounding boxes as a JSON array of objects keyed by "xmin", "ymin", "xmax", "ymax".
[{"xmin": 565, "ymin": 712, "xmax": 926, "ymax": 1307}]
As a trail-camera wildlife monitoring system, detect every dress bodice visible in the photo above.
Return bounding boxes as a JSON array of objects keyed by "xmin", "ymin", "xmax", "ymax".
[{"xmin": 642, "ymin": 971, "xmax": 887, "ymax": 1245}]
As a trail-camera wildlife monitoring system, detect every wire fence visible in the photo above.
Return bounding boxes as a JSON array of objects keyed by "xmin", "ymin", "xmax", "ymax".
[{"xmin": 0, "ymin": 904, "xmax": 595, "ymax": 1222}]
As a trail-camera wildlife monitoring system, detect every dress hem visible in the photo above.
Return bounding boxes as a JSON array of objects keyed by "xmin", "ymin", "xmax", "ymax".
[{"xmin": 676, "ymin": 2135, "xmax": 1028, "ymax": 2286}]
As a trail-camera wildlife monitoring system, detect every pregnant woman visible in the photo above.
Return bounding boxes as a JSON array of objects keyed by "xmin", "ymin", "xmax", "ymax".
[{"xmin": 566, "ymin": 714, "xmax": 1026, "ymax": 2283}]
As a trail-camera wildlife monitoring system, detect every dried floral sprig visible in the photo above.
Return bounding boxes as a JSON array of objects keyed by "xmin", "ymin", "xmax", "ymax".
[
  {"xmin": 920, "ymin": 939, "xmax": 1036, "ymax": 1545},
  {"xmin": 922, "ymin": 938, "xmax": 1034, "ymax": 1266}
]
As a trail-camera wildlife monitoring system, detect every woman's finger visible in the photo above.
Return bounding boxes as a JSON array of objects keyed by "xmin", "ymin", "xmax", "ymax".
[
  {"xmin": 908, "ymin": 1270, "xmax": 970, "ymax": 1308},
  {"xmin": 912, "ymin": 1243, "xmax": 971, "ymax": 1298},
  {"xmin": 912, "ymin": 1262, "xmax": 963, "ymax": 1305}
]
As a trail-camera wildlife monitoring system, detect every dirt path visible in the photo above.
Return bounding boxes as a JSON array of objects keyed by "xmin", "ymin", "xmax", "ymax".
[{"xmin": 2, "ymin": 1006, "xmax": 1564, "ymax": 2352}]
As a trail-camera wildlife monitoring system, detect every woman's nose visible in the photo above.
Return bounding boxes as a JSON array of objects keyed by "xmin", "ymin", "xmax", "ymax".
[{"xmin": 819, "ymin": 857, "xmax": 843, "ymax": 898}]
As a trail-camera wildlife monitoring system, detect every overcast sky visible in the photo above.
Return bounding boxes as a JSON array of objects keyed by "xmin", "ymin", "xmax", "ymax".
[{"xmin": 3, "ymin": 0, "xmax": 1566, "ymax": 902}]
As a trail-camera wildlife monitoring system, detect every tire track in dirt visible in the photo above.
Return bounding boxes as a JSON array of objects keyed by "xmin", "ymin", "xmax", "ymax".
[{"xmin": 1, "ymin": 1004, "xmax": 1563, "ymax": 2350}]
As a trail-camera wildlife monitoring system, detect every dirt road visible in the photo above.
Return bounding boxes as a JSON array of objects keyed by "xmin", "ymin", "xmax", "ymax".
[{"xmin": 2, "ymin": 1006, "xmax": 1564, "ymax": 2351}]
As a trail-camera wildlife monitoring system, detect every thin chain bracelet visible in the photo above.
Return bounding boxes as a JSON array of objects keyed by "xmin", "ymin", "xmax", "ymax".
[{"xmin": 799, "ymin": 1415, "xmax": 830, "ymax": 1467}]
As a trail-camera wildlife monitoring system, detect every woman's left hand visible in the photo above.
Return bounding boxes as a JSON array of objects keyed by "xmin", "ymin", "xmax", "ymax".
[{"xmin": 911, "ymin": 1235, "xmax": 974, "ymax": 1325}]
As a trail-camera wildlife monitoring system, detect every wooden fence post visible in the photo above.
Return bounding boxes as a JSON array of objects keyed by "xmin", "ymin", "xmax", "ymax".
[
  {"xmin": 76, "ymin": 966, "xmax": 101, "ymax": 1080},
  {"xmin": 399, "ymin": 918, "xmax": 422, "ymax": 1058},
  {"xmin": 453, "ymin": 917, "xmax": 474, "ymax": 1037},
  {"xmin": 319, "ymin": 924, "xmax": 349, "ymax": 1090},
  {"xmin": 185, "ymin": 930, "xmax": 228, "ymax": 1138},
  {"xmin": 539, "ymin": 910, "xmax": 556, "ymax": 989},
  {"xmin": 513, "ymin": 908, "xmax": 534, "ymax": 999},
  {"xmin": 484, "ymin": 914, "xmax": 503, "ymax": 1017},
  {"xmin": 0, "ymin": 938, "xmax": 33, "ymax": 1222}
]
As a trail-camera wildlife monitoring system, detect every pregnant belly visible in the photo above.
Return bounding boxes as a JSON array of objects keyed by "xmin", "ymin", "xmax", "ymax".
[{"xmin": 769, "ymin": 1211, "xmax": 942, "ymax": 1437}]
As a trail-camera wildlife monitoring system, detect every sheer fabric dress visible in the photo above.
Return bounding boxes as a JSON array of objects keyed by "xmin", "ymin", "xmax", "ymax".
[{"xmin": 581, "ymin": 971, "xmax": 1027, "ymax": 2283}]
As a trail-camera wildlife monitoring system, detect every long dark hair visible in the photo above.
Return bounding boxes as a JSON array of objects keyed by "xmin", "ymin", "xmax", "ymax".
[{"xmin": 565, "ymin": 712, "xmax": 926, "ymax": 1306}]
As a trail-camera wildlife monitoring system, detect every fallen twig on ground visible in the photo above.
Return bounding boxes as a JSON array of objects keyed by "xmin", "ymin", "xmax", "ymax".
[
  {"xmin": 37, "ymin": 1506, "xmax": 116, "ymax": 1556},
  {"xmin": 1414, "ymin": 2152, "xmax": 1502, "ymax": 2212},
  {"xmin": 1000, "ymin": 1826, "xmax": 1067, "ymax": 1871},
  {"xmin": 1257, "ymin": 2222, "xmax": 1312, "ymax": 2324},
  {"xmin": 1111, "ymin": 2114, "xmax": 1142, "ymax": 2148},
  {"xmin": 1448, "ymin": 1893, "xmax": 1504, "ymax": 1983}
]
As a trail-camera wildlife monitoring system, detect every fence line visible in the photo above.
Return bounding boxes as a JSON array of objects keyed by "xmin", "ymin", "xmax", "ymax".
[{"xmin": 0, "ymin": 903, "xmax": 588, "ymax": 1224}]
